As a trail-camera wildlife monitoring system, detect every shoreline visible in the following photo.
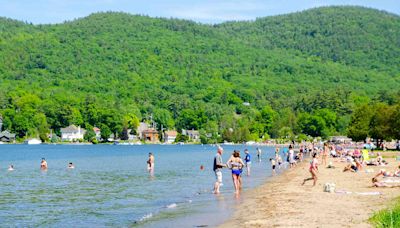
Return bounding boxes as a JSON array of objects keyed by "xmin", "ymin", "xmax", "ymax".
[{"xmin": 220, "ymin": 156, "xmax": 400, "ymax": 227}]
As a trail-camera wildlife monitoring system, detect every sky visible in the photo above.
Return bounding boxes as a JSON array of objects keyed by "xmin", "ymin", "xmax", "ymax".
[{"xmin": 0, "ymin": 0, "xmax": 399, "ymax": 24}]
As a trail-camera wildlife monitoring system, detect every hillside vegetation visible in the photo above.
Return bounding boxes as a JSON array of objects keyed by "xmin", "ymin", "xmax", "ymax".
[{"xmin": 0, "ymin": 6, "xmax": 399, "ymax": 142}]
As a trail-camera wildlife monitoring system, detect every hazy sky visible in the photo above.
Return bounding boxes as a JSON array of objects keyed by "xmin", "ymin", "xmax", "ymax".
[{"xmin": 1, "ymin": 0, "xmax": 399, "ymax": 24}]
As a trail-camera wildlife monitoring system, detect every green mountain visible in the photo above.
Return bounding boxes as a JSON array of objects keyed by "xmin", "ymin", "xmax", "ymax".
[{"xmin": 0, "ymin": 6, "xmax": 399, "ymax": 142}]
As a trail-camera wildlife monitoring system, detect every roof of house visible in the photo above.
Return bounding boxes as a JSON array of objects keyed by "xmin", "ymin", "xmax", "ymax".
[
  {"xmin": 165, "ymin": 130, "xmax": 177, "ymax": 137},
  {"xmin": 186, "ymin": 130, "xmax": 200, "ymax": 135},
  {"xmin": 0, "ymin": 130, "xmax": 16, "ymax": 138},
  {"xmin": 61, "ymin": 125, "xmax": 85, "ymax": 133},
  {"xmin": 143, "ymin": 128, "xmax": 158, "ymax": 134},
  {"xmin": 93, "ymin": 127, "xmax": 100, "ymax": 132}
]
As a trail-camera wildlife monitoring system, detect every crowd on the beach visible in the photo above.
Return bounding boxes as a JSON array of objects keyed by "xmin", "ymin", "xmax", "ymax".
[
  {"xmin": 212, "ymin": 144, "xmax": 302, "ymax": 194},
  {"xmin": 295, "ymin": 142, "xmax": 400, "ymax": 189}
]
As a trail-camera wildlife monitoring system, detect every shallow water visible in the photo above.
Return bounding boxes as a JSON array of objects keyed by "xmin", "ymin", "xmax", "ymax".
[{"xmin": 0, "ymin": 144, "xmax": 281, "ymax": 227}]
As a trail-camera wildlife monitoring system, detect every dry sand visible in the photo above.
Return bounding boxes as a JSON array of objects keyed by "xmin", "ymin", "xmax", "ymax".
[{"xmin": 221, "ymin": 154, "xmax": 400, "ymax": 228}]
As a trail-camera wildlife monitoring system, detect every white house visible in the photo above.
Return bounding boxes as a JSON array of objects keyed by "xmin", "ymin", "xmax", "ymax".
[
  {"xmin": 164, "ymin": 130, "xmax": 177, "ymax": 144},
  {"xmin": 93, "ymin": 127, "xmax": 101, "ymax": 140},
  {"xmin": 61, "ymin": 125, "xmax": 86, "ymax": 141}
]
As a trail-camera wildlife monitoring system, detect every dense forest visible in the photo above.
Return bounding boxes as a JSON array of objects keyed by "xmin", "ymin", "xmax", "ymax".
[{"xmin": 0, "ymin": 6, "xmax": 399, "ymax": 143}]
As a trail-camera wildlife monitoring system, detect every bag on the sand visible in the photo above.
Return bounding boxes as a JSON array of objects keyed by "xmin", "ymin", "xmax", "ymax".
[{"xmin": 324, "ymin": 183, "xmax": 336, "ymax": 193}]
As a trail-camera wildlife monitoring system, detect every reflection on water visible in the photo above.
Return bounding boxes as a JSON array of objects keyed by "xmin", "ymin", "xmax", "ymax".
[{"xmin": 0, "ymin": 144, "xmax": 279, "ymax": 227}]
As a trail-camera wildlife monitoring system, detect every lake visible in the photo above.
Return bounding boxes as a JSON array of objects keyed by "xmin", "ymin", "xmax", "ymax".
[{"xmin": 0, "ymin": 144, "xmax": 282, "ymax": 227}]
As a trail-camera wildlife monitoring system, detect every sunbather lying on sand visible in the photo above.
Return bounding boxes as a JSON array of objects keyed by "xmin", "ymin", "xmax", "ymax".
[
  {"xmin": 372, "ymin": 178, "xmax": 400, "ymax": 188},
  {"xmin": 343, "ymin": 163, "xmax": 358, "ymax": 172},
  {"xmin": 373, "ymin": 166, "xmax": 400, "ymax": 178}
]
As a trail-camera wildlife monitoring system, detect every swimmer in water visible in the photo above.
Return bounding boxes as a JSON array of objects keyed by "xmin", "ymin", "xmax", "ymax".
[
  {"xmin": 67, "ymin": 162, "xmax": 75, "ymax": 169},
  {"xmin": 40, "ymin": 158, "xmax": 48, "ymax": 170},
  {"xmin": 8, "ymin": 165, "xmax": 14, "ymax": 171}
]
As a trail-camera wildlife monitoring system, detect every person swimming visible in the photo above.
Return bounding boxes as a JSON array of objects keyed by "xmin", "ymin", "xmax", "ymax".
[
  {"xmin": 8, "ymin": 165, "xmax": 14, "ymax": 171},
  {"xmin": 67, "ymin": 162, "xmax": 75, "ymax": 169},
  {"xmin": 40, "ymin": 158, "xmax": 48, "ymax": 170}
]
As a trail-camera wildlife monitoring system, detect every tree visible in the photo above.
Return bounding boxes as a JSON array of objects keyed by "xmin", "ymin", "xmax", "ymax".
[
  {"xmin": 347, "ymin": 104, "xmax": 373, "ymax": 141},
  {"xmin": 369, "ymin": 103, "xmax": 394, "ymax": 140}
]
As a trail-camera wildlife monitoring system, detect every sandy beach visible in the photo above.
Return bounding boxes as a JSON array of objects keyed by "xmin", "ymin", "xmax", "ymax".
[{"xmin": 221, "ymin": 154, "xmax": 400, "ymax": 227}]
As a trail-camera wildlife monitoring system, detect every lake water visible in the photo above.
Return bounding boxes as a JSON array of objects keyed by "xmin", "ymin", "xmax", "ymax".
[{"xmin": 0, "ymin": 144, "xmax": 282, "ymax": 227}]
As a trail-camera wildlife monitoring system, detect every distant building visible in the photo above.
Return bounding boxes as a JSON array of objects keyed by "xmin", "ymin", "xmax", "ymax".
[
  {"xmin": 164, "ymin": 130, "xmax": 178, "ymax": 144},
  {"xmin": 182, "ymin": 129, "xmax": 200, "ymax": 142},
  {"xmin": 60, "ymin": 125, "xmax": 86, "ymax": 141},
  {"xmin": 127, "ymin": 129, "xmax": 137, "ymax": 141},
  {"xmin": 142, "ymin": 129, "xmax": 159, "ymax": 143},
  {"xmin": 93, "ymin": 127, "xmax": 101, "ymax": 140},
  {"xmin": 137, "ymin": 122, "xmax": 149, "ymax": 140},
  {"xmin": 0, "ymin": 130, "xmax": 16, "ymax": 143}
]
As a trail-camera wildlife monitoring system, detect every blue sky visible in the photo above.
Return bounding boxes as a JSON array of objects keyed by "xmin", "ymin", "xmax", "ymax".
[{"xmin": 1, "ymin": 0, "xmax": 399, "ymax": 24}]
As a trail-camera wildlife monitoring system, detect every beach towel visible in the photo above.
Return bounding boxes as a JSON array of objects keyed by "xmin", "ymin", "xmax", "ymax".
[{"xmin": 355, "ymin": 192, "xmax": 381, "ymax": 195}]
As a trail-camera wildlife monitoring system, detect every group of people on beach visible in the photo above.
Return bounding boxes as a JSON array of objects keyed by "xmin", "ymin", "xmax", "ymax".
[
  {"xmin": 295, "ymin": 141, "xmax": 400, "ymax": 189},
  {"xmin": 212, "ymin": 146, "xmax": 289, "ymax": 194}
]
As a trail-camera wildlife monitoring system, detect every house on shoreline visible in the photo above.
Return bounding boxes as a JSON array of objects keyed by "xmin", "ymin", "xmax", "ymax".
[
  {"xmin": 0, "ymin": 115, "xmax": 16, "ymax": 143},
  {"xmin": 61, "ymin": 125, "xmax": 86, "ymax": 141},
  {"xmin": 164, "ymin": 130, "xmax": 177, "ymax": 144},
  {"xmin": 0, "ymin": 130, "xmax": 16, "ymax": 143},
  {"xmin": 182, "ymin": 129, "xmax": 200, "ymax": 142}
]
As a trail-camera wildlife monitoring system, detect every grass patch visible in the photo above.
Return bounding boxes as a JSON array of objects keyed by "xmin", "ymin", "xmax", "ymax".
[{"xmin": 370, "ymin": 198, "xmax": 400, "ymax": 227}]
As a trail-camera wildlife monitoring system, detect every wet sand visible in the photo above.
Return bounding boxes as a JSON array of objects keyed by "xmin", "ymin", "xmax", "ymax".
[{"xmin": 221, "ymin": 155, "xmax": 400, "ymax": 227}]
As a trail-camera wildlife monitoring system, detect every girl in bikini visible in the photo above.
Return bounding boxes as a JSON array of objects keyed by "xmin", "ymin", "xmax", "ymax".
[
  {"xmin": 227, "ymin": 150, "xmax": 245, "ymax": 194},
  {"xmin": 302, "ymin": 153, "xmax": 319, "ymax": 186}
]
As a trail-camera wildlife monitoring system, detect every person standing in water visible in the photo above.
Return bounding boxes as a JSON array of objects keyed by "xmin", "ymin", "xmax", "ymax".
[
  {"xmin": 8, "ymin": 165, "xmax": 14, "ymax": 171},
  {"xmin": 213, "ymin": 146, "xmax": 226, "ymax": 194},
  {"xmin": 147, "ymin": 153, "xmax": 155, "ymax": 173},
  {"xmin": 67, "ymin": 162, "xmax": 75, "ymax": 169},
  {"xmin": 244, "ymin": 149, "xmax": 251, "ymax": 176},
  {"xmin": 227, "ymin": 150, "xmax": 245, "ymax": 194},
  {"xmin": 40, "ymin": 158, "xmax": 48, "ymax": 170},
  {"xmin": 288, "ymin": 145, "xmax": 296, "ymax": 168},
  {"xmin": 270, "ymin": 158, "xmax": 276, "ymax": 175},
  {"xmin": 256, "ymin": 147, "xmax": 262, "ymax": 162}
]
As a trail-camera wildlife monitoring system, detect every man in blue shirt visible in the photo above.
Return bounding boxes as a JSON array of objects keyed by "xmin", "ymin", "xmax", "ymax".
[{"xmin": 244, "ymin": 149, "xmax": 251, "ymax": 176}]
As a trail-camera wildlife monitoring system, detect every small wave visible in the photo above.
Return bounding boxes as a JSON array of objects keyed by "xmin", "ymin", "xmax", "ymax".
[
  {"xmin": 138, "ymin": 213, "xmax": 153, "ymax": 222},
  {"xmin": 166, "ymin": 203, "xmax": 177, "ymax": 209}
]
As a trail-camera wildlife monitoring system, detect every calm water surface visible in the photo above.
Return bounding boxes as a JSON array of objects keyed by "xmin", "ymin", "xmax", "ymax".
[{"xmin": 0, "ymin": 144, "xmax": 282, "ymax": 227}]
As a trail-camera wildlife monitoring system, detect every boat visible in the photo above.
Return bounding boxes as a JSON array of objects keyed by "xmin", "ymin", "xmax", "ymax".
[{"xmin": 25, "ymin": 138, "xmax": 42, "ymax": 145}]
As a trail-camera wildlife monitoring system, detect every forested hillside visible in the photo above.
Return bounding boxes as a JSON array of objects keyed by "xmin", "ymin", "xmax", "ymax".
[{"xmin": 0, "ymin": 6, "xmax": 399, "ymax": 142}]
